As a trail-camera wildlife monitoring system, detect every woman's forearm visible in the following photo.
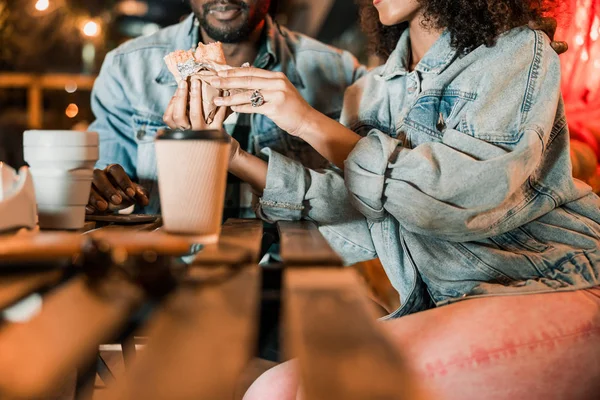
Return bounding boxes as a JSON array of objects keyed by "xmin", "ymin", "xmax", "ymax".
[
  {"xmin": 228, "ymin": 150, "xmax": 268, "ymax": 196},
  {"xmin": 298, "ymin": 111, "xmax": 362, "ymax": 169}
]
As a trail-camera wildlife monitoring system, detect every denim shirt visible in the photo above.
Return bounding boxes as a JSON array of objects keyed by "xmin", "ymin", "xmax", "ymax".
[
  {"xmin": 88, "ymin": 14, "xmax": 365, "ymax": 214},
  {"xmin": 256, "ymin": 27, "xmax": 600, "ymax": 318}
]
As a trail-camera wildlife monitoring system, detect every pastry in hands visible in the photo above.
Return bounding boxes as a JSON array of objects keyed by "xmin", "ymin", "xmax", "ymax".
[{"xmin": 164, "ymin": 42, "xmax": 245, "ymax": 124}]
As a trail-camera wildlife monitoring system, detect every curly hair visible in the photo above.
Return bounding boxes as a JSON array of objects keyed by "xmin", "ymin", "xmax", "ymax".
[{"xmin": 358, "ymin": 0, "xmax": 556, "ymax": 59}]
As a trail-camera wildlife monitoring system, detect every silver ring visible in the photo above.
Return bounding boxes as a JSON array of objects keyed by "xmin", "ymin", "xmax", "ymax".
[{"xmin": 250, "ymin": 90, "xmax": 265, "ymax": 107}]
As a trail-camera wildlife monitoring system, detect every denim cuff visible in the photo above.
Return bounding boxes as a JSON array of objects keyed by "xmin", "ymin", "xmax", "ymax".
[
  {"xmin": 344, "ymin": 130, "xmax": 401, "ymax": 220},
  {"xmin": 255, "ymin": 148, "xmax": 306, "ymax": 222}
]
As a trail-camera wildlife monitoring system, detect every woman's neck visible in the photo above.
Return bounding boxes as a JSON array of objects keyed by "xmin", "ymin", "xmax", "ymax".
[{"xmin": 408, "ymin": 14, "xmax": 443, "ymax": 71}]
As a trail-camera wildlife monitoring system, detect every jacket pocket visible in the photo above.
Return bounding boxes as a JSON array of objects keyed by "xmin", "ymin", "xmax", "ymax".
[{"xmin": 403, "ymin": 89, "xmax": 476, "ymax": 146}]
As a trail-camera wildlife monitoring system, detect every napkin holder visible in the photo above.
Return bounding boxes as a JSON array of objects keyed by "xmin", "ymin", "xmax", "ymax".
[{"xmin": 0, "ymin": 162, "xmax": 37, "ymax": 233}]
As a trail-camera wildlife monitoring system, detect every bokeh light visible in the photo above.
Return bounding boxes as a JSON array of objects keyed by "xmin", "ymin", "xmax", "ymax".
[
  {"xmin": 65, "ymin": 81, "xmax": 78, "ymax": 93},
  {"xmin": 82, "ymin": 21, "xmax": 100, "ymax": 37},
  {"xmin": 35, "ymin": 0, "xmax": 49, "ymax": 12},
  {"xmin": 65, "ymin": 103, "xmax": 79, "ymax": 118}
]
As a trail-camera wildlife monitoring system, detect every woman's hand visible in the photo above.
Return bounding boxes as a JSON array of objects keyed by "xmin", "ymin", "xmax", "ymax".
[
  {"xmin": 208, "ymin": 68, "xmax": 316, "ymax": 137},
  {"xmin": 163, "ymin": 79, "xmax": 228, "ymax": 130}
]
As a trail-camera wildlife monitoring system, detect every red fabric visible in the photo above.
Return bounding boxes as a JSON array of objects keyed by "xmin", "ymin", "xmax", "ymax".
[{"xmin": 558, "ymin": 0, "xmax": 600, "ymax": 142}]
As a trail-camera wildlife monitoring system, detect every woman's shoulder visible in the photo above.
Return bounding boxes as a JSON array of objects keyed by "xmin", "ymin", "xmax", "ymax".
[
  {"xmin": 457, "ymin": 26, "xmax": 562, "ymax": 143},
  {"xmin": 470, "ymin": 26, "xmax": 560, "ymax": 78}
]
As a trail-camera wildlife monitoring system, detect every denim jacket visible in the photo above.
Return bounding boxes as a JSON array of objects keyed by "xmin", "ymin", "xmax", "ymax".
[
  {"xmin": 88, "ymin": 14, "xmax": 365, "ymax": 214},
  {"xmin": 256, "ymin": 27, "xmax": 600, "ymax": 318}
]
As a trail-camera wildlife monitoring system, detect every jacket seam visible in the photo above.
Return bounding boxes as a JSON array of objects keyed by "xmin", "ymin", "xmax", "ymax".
[{"xmin": 520, "ymin": 30, "xmax": 544, "ymax": 123}]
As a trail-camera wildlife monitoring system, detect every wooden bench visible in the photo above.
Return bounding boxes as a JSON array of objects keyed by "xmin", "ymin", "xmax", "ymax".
[
  {"xmin": 0, "ymin": 219, "xmax": 422, "ymax": 399},
  {"xmin": 278, "ymin": 221, "xmax": 422, "ymax": 400}
]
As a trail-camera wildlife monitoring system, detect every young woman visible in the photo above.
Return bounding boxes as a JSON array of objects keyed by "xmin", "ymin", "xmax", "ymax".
[{"xmin": 166, "ymin": 0, "xmax": 600, "ymax": 398}]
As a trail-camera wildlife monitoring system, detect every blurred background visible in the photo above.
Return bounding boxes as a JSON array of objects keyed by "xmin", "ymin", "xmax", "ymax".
[
  {"xmin": 0, "ymin": 0, "xmax": 368, "ymax": 167},
  {"xmin": 0, "ymin": 0, "xmax": 599, "ymax": 193}
]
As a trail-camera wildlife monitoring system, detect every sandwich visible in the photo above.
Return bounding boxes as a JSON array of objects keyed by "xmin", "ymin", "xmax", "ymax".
[{"xmin": 164, "ymin": 42, "xmax": 245, "ymax": 124}]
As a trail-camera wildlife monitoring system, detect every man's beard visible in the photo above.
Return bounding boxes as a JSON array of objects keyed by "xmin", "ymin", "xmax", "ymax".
[{"xmin": 195, "ymin": 0, "xmax": 267, "ymax": 43}]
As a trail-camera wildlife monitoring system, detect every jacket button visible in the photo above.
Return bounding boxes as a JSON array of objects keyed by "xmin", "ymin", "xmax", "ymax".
[{"xmin": 136, "ymin": 130, "xmax": 145, "ymax": 140}]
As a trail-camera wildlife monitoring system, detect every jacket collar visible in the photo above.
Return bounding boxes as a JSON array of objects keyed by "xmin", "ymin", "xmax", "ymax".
[
  {"xmin": 156, "ymin": 14, "xmax": 303, "ymax": 88},
  {"xmin": 377, "ymin": 29, "xmax": 457, "ymax": 81}
]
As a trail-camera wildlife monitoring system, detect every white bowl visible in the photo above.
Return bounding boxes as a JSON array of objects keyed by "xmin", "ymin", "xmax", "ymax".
[
  {"xmin": 29, "ymin": 169, "xmax": 93, "ymax": 206},
  {"xmin": 24, "ymin": 146, "xmax": 99, "ymax": 170},
  {"xmin": 23, "ymin": 130, "xmax": 99, "ymax": 147}
]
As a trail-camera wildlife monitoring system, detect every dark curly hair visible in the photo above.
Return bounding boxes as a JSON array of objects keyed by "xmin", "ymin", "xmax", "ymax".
[{"xmin": 358, "ymin": 0, "xmax": 556, "ymax": 59}]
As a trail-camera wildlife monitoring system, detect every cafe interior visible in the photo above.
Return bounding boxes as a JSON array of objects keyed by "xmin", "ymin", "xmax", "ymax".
[{"xmin": 0, "ymin": 0, "xmax": 599, "ymax": 399}]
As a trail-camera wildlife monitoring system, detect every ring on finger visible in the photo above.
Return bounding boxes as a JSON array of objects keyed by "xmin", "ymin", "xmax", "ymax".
[{"xmin": 250, "ymin": 90, "xmax": 265, "ymax": 107}]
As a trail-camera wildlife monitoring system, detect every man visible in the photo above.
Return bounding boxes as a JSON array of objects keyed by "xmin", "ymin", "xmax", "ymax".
[
  {"xmin": 86, "ymin": 0, "xmax": 366, "ymax": 218},
  {"xmin": 87, "ymin": 0, "xmax": 566, "ymax": 219}
]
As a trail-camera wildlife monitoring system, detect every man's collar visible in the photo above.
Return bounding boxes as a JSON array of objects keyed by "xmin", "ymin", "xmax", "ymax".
[
  {"xmin": 157, "ymin": 14, "xmax": 303, "ymax": 88},
  {"xmin": 260, "ymin": 16, "xmax": 303, "ymax": 87},
  {"xmin": 378, "ymin": 29, "xmax": 457, "ymax": 80}
]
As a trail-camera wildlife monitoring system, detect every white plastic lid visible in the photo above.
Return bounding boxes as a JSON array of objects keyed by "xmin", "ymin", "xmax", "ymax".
[{"xmin": 23, "ymin": 130, "xmax": 99, "ymax": 147}]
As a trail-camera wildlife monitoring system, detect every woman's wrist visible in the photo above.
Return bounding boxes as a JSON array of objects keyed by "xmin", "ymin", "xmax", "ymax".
[
  {"xmin": 228, "ymin": 149, "xmax": 268, "ymax": 195},
  {"xmin": 295, "ymin": 108, "xmax": 324, "ymax": 142}
]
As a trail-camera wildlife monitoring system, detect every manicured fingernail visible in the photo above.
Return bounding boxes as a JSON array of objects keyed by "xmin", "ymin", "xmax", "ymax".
[
  {"xmin": 85, "ymin": 205, "xmax": 95, "ymax": 215},
  {"xmin": 126, "ymin": 187, "xmax": 135, "ymax": 197},
  {"xmin": 96, "ymin": 200, "xmax": 108, "ymax": 210},
  {"xmin": 214, "ymin": 97, "xmax": 224, "ymax": 105},
  {"xmin": 178, "ymin": 80, "xmax": 186, "ymax": 89},
  {"xmin": 111, "ymin": 194, "xmax": 122, "ymax": 205},
  {"xmin": 209, "ymin": 78, "xmax": 220, "ymax": 87}
]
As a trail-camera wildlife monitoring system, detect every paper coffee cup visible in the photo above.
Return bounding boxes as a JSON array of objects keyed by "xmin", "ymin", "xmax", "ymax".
[
  {"xmin": 23, "ymin": 130, "xmax": 98, "ymax": 230},
  {"xmin": 155, "ymin": 129, "xmax": 231, "ymax": 243}
]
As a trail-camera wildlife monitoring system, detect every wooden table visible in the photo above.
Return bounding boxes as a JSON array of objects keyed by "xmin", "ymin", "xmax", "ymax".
[{"xmin": 0, "ymin": 219, "xmax": 420, "ymax": 399}]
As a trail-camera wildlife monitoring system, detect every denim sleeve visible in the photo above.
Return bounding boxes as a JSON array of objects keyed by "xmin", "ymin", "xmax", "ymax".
[
  {"xmin": 87, "ymin": 51, "xmax": 138, "ymax": 179},
  {"xmin": 256, "ymin": 149, "xmax": 376, "ymax": 265},
  {"xmin": 344, "ymin": 32, "xmax": 562, "ymax": 242},
  {"xmin": 340, "ymin": 50, "xmax": 368, "ymax": 85}
]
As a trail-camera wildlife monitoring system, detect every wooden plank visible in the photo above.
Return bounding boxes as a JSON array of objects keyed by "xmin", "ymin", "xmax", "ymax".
[
  {"xmin": 0, "ymin": 270, "xmax": 64, "ymax": 310},
  {"xmin": 0, "ymin": 220, "xmax": 186, "ymax": 263},
  {"xmin": 39, "ymin": 74, "xmax": 96, "ymax": 90},
  {"xmin": 278, "ymin": 221, "xmax": 342, "ymax": 267},
  {"xmin": 0, "ymin": 73, "xmax": 96, "ymax": 90},
  {"xmin": 0, "ymin": 276, "xmax": 144, "ymax": 399},
  {"xmin": 0, "ymin": 231, "xmax": 82, "ymax": 263},
  {"xmin": 284, "ymin": 268, "xmax": 425, "ymax": 400},
  {"xmin": 27, "ymin": 84, "xmax": 42, "ymax": 129},
  {"xmin": 107, "ymin": 266, "xmax": 261, "ymax": 400},
  {"xmin": 187, "ymin": 219, "xmax": 264, "ymax": 266},
  {"xmin": 0, "ymin": 73, "xmax": 34, "ymax": 87},
  {"xmin": 220, "ymin": 219, "xmax": 264, "ymax": 263}
]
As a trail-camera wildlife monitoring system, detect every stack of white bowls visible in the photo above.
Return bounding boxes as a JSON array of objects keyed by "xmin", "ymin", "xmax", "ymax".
[{"xmin": 23, "ymin": 130, "xmax": 99, "ymax": 230}]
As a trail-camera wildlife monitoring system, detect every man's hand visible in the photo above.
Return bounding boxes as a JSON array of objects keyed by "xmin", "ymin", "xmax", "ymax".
[
  {"xmin": 87, "ymin": 164, "xmax": 150, "ymax": 214},
  {"xmin": 163, "ymin": 79, "xmax": 228, "ymax": 130},
  {"xmin": 529, "ymin": 17, "xmax": 568, "ymax": 55}
]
